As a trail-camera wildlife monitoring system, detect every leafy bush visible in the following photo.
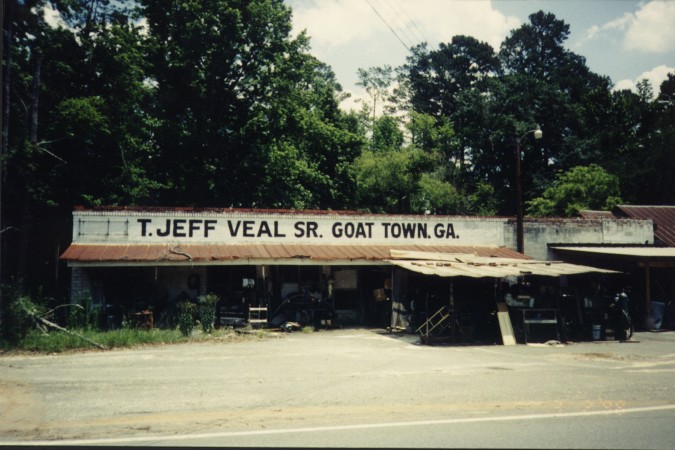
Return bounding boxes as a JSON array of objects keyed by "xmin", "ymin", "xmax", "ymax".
[
  {"xmin": 197, "ymin": 293, "xmax": 219, "ymax": 334},
  {"xmin": 176, "ymin": 301, "xmax": 195, "ymax": 336},
  {"xmin": 527, "ymin": 164, "xmax": 622, "ymax": 217},
  {"xmin": 65, "ymin": 292, "xmax": 99, "ymax": 330},
  {"xmin": 2, "ymin": 296, "xmax": 37, "ymax": 344}
]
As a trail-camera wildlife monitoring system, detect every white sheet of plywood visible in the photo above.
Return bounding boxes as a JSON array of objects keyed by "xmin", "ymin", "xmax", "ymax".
[{"xmin": 496, "ymin": 303, "xmax": 516, "ymax": 346}]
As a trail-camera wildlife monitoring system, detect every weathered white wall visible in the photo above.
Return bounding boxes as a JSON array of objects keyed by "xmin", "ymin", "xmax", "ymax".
[
  {"xmin": 69, "ymin": 209, "xmax": 654, "ymax": 262},
  {"xmin": 521, "ymin": 219, "xmax": 654, "ymax": 261}
]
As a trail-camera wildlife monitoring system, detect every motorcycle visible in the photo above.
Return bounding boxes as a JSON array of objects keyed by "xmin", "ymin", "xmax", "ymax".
[{"xmin": 605, "ymin": 288, "xmax": 634, "ymax": 341}]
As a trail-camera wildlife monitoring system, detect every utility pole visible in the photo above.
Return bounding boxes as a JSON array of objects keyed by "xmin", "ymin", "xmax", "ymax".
[{"xmin": 515, "ymin": 126, "xmax": 543, "ymax": 254}]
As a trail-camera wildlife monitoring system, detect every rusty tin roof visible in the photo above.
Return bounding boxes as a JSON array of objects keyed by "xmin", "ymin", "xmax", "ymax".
[
  {"xmin": 60, "ymin": 243, "xmax": 528, "ymax": 265},
  {"xmin": 616, "ymin": 205, "xmax": 675, "ymax": 247}
]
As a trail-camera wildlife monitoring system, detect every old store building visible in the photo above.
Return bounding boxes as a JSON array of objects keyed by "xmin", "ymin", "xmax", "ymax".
[{"xmin": 60, "ymin": 206, "xmax": 662, "ymax": 342}]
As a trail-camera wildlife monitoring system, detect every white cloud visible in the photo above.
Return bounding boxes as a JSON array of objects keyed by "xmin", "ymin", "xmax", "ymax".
[
  {"xmin": 287, "ymin": 0, "xmax": 521, "ymax": 112},
  {"xmin": 614, "ymin": 78, "xmax": 637, "ymax": 92},
  {"xmin": 291, "ymin": 0, "xmax": 382, "ymax": 47},
  {"xmin": 399, "ymin": 1, "xmax": 520, "ymax": 50},
  {"xmin": 624, "ymin": 1, "xmax": 675, "ymax": 53},
  {"xmin": 614, "ymin": 64, "xmax": 675, "ymax": 96},
  {"xmin": 290, "ymin": 0, "xmax": 519, "ymax": 51},
  {"xmin": 583, "ymin": 1, "xmax": 675, "ymax": 53}
]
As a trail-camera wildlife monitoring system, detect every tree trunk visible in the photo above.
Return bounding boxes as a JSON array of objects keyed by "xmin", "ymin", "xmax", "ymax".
[
  {"xmin": 0, "ymin": 0, "xmax": 7, "ymax": 332},
  {"xmin": 1, "ymin": 3, "xmax": 9, "ymax": 156},
  {"xmin": 29, "ymin": 53, "xmax": 42, "ymax": 145},
  {"xmin": 16, "ymin": 53, "xmax": 43, "ymax": 289}
]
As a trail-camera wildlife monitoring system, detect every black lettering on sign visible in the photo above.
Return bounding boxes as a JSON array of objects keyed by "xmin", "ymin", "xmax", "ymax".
[
  {"xmin": 138, "ymin": 218, "xmax": 152, "ymax": 236},
  {"xmin": 188, "ymin": 219, "xmax": 201, "ymax": 237},
  {"xmin": 172, "ymin": 219, "xmax": 186, "ymax": 237},
  {"xmin": 258, "ymin": 221, "xmax": 273, "ymax": 238},
  {"xmin": 382, "ymin": 222, "xmax": 391, "ymax": 238},
  {"xmin": 390, "ymin": 223, "xmax": 402, "ymax": 238},
  {"xmin": 307, "ymin": 221, "xmax": 319, "ymax": 238},
  {"xmin": 226, "ymin": 220, "xmax": 254, "ymax": 237},
  {"xmin": 383, "ymin": 222, "xmax": 451, "ymax": 239},
  {"xmin": 418, "ymin": 223, "xmax": 429, "ymax": 239},
  {"xmin": 434, "ymin": 223, "xmax": 458, "ymax": 239},
  {"xmin": 227, "ymin": 220, "xmax": 240, "ymax": 236},
  {"xmin": 157, "ymin": 219, "xmax": 171, "ymax": 237},
  {"xmin": 332, "ymin": 222, "xmax": 373, "ymax": 239},
  {"xmin": 332, "ymin": 222, "xmax": 343, "ymax": 238},
  {"xmin": 274, "ymin": 221, "xmax": 287, "ymax": 237},
  {"xmin": 256, "ymin": 221, "xmax": 286, "ymax": 238},
  {"xmin": 140, "ymin": 219, "xmax": 217, "ymax": 238},
  {"xmin": 204, "ymin": 220, "xmax": 217, "ymax": 238},
  {"xmin": 295, "ymin": 221, "xmax": 319, "ymax": 238},
  {"xmin": 228, "ymin": 220, "xmax": 286, "ymax": 238},
  {"xmin": 243, "ymin": 220, "xmax": 255, "ymax": 237}
]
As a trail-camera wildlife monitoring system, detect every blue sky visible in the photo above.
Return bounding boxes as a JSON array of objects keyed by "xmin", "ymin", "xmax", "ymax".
[{"xmin": 285, "ymin": 0, "xmax": 675, "ymax": 110}]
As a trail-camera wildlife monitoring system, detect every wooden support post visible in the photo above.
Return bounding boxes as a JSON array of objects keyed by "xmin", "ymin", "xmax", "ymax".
[{"xmin": 644, "ymin": 264, "xmax": 654, "ymax": 330}]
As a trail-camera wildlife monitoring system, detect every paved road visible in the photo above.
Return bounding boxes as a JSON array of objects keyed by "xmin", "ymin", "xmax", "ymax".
[{"xmin": 1, "ymin": 329, "xmax": 674, "ymax": 448}]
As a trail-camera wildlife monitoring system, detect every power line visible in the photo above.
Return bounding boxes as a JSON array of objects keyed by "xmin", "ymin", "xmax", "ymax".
[
  {"xmin": 365, "ymin": 0, "xmax": 410, "ymax": 51},
  {"xmin": 376, "ymin": 0, "xmax": 419, "ymax": 49},
  {"xmin": 390, "ymin": 0, "xmax": 428, "ymax": 44}
]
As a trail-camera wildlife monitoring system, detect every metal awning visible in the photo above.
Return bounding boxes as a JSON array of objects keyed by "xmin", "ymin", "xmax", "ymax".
[
  {"xmin": 551, "ymin": 246, "xmax": 675, "ymax": 259},
  {"xmin": 386, "ymin": 250, "xmax": 619, "ymax": 278},
  {"xmin": 60, "ymin": 243, "xmax": 526, "ymax": 266},
  {"xmin": 551, "ymin": 246, "xmax": 675, "ymax": 270}
]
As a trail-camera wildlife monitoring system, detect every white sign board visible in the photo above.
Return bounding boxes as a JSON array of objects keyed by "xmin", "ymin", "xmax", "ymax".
[{"xmin": 73, "ymin": 210, "xmax": 507, "ymax": 246}]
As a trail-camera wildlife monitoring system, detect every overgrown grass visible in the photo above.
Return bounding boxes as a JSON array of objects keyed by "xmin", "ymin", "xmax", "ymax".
[{"xmin": 6, "ymin": 327, "xmax": 272, "ymax": 354}]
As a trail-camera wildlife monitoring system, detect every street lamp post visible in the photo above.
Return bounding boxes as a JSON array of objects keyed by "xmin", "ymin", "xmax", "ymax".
[{"xmin": 515, "ymin": 126, "xmax": 543, "ymax": 254}]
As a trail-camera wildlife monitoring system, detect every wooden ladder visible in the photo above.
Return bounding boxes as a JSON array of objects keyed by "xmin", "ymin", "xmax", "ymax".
[
  {"xmin": 248, "ymin": 307, "xmax": 268, "ymax": 327},
  {"xmin": 416, "ymin": 306, "xmax": 453, "ymax": 336}
]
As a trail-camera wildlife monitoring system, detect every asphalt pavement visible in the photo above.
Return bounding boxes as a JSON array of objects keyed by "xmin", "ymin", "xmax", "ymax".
[{"xmin": 1, "ymin": 328, "xmax": 674, "ymax": 448}]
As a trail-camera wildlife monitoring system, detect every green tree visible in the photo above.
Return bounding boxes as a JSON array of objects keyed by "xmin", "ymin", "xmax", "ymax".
[
  {"xmin": 402, "ymin": 37, "xmax": 499, "ymax": 183},
  {"xmin": 410, "ymin": 173, "xmax": 462, "ymax": 215},
  {"xmin": 395, "ymin": 11, "xmax": 630, "ymax": 215},
  {"xmin": 3, "ymin": 1, "xmax": 154, "ymax": 293},
  {"xmin": 142, "ymin": 0, "xmax": 361, "ymax": 208},
  {"xmin": 371, "ymin": 115, "xmax": 404, "ymax": 153},
  {"xmin": 526, "ymin": 164, "xmax": 622, "ymax": 217},
  {"xmin": 254, "ymin": 57, "xmax": 363, "ymax": 209},
  {"xmin": 648, "ymin": 74, "xmax": 675, "ymax": 204},
  {"xmin": 356, "ymin": 65, "xmax": 396, "ymax": 121},
  {"xmin": 353, "ymin": 147, "xmax": 422, "ymax": 213},
  {"xmin": 354, "ymin": 112, "xmax": 463, "ymax": 214},
  {"xmin": 494, "ymin": 11, "xmax": 613, "ymax": 208},
  {"xmin": 616, "ymin": 78, "xmax": 675, "ymax": 206},
  {"xmin": 404, "ymin": 37, "xmax": 500, "ymax": 119}
]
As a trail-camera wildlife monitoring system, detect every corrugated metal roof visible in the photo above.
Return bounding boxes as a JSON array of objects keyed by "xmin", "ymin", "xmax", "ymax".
[
  {"xmin": 387, "ymin": 251, "xmax": 618, "ymax": 278},
  {"xmin": 60, "ymin": 243, "xmax": 526, "ymax": 265},
  {"xmin": 616, "ymin": 205, "xmax": 675, "ymax": 247},
  {"xmin": 551, "ymin": 246, "xmax": 675, "ymax": 259}
]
